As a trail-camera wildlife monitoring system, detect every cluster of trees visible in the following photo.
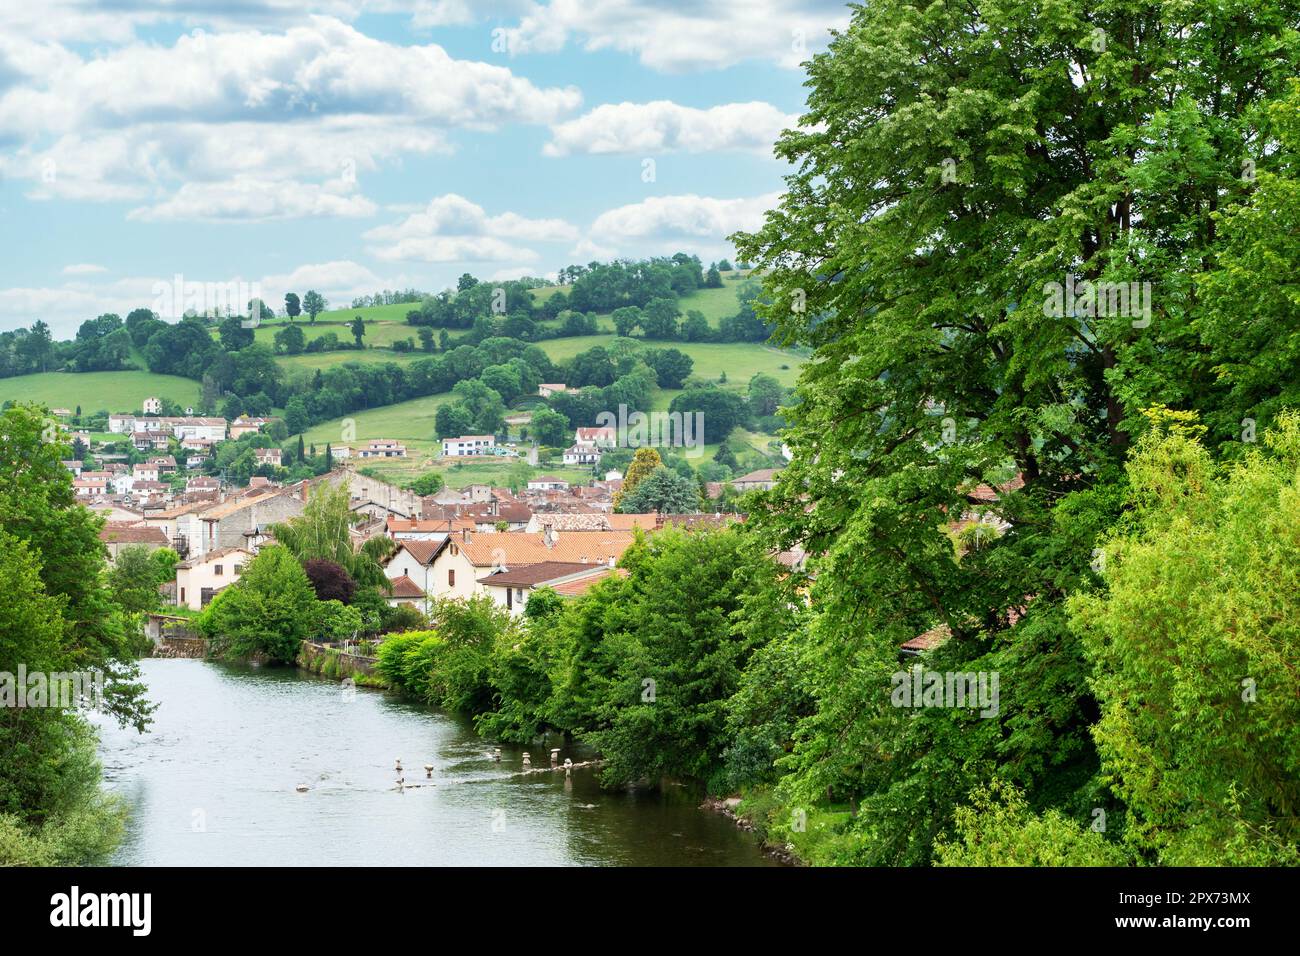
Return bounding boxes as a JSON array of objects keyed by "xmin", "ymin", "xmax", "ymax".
[
  {"xmin": 0, "ymin": 405, "xmax": 154, "ymax": 864},
  {"xmin": 193, "ymin": 482, "xmax": 415, "ymax": 662},
  {"xmin": 716, "ymin": 1, "xmax": 1300, "ymax": 866},
  {"xmin": 377, "ymin": 526, "xmax": 798, "ymax": 790}
]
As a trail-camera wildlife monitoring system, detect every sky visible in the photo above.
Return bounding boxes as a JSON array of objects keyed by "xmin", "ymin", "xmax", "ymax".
[{"xmin": 0, "ymin": 0, "xmax": 851, "ymax": 337}]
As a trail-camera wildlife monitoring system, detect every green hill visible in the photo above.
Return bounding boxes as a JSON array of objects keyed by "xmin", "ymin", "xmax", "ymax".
[{"xmin": 0, "ymin": 370, "xmax": 201, "ymax": 414}]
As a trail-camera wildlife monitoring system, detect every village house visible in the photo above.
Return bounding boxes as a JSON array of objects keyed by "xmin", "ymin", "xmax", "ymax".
[
  {"xmin": 175, "ymin": 488, "xmax": 305, "ymax": 559},
  {"xmin": 381, "ymin": 540, "xmax": 446, "ymax": 614},
  {"xmin": 357, "ymin": 438, "xmax": 408, "ymax": 459},
  {"xmin": 133, "ymin": 462, "xmax": 160, "ymax": 483},
  {"xmin": 180, "ymin": 436, "xmax": 213, "ymax": 453},
  {"xmin": 386, "ymin": 516, "xmax": 477, "ymax": 542},
  {"xmin": 476, "ymin": 561, "xmax": 615, "ymax": 616},
  {"xmin": 522, "ymin": 512, "xmax": 657, "ymax": 533},
  {"xmin": 149, "ymin": 454, "xmax": 178, "ymax": 474},
  {"xmin": 229, "ymin": 416, "xmax": 272, "ymax": 439},
  {"xmin": 254, "ymin": 446, "xmax": 283, "ymax": 468},
  {"xmin": 538, "ymin": 383, "xmax": 568, "ymax": 398},
  {"xmin": 98, "ymin": 523, "xmax": 170, "ymax": 562},
  {"xmin": 88, "ymin": 501, "xmax": 145, "ymax": 524},
  {"xmin": 73, "ymin": 476, "xmax": 108, "ymax": 498},
  {"xmin": 175, "ymin": 547, "xmax": 252, "ymax": 610},
  {"xmin": 142, "ymin": 397, "xmax": 162, "ymax": 414},
  {"xmin": 426, "ymin": 527, "xmax": 634, "ymax": 601},
  {"xmin": 731, "ymin": 468, "xmax": 782, "ymax": 492},
  {"xmin": 131, "ymin": 431, "xmax": 171, "ymax": 451},
  {"xmin": 61, "ymin": 460, "xmax": 82, "ymax": 477},
  {"xmin": 441, "ymin": 434, "xmax": 495, "ymax": 457},
  {"xmin": 527, "ymin": 475, "xmax": 570, "ymax": 492}
]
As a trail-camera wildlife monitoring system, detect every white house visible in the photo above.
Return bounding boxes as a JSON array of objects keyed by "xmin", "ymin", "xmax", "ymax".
[
  {"xmin": 475, "ymin": 561, "xmax": 613, "ymax": 616},
  {"xmin": 357, "ymin": 439, "xmax": 408, "ymax": 459},
  {"xmin": 175, "ymin": 547, "xmax": 252, "ymax": 610},
  {"xmin": 381, "ymin": 539, "xmax": 446, "ymax": 614},
  {"xmin": 143, "ymin": 397, "xmax": 162, "ymax": 414},
  {"xmin": 527, "ymin": 475, "xmax": 569, "ymax": 491},
  {"xmin": 538, "ymin": 383, "xmax": 568, "ymax": 398},
  {"xmin": 425, "ymin": 528, "xmax": 634, "ymax": 602},
  {"xmin": 441, "ymin": 434, "xmax": 495, "ymax": 457}
]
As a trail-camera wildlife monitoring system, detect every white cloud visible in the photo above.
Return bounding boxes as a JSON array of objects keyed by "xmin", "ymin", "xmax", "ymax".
[
  {"xmin": 545, "ymin": 100, "xmax": 794, "ymax": 157},
  {"xmin": 0, "ymin": 17, "xmax": 580, "ymax": 220},
  {"xmin": 364, "ymin": 194, "xmax": 578, "ymax": 262},
  {"xmin": 587, "ymin": 192, "xmax": 778, "ymax": 255},
  {"xmin": 128, "ymin": 177, "xmax": 377, "ymax": 223},
  {"xmin": 61, "ymin": 263, "xmax": 107, "ymax": 275},
  {"xmin": 494, "ymin": 0, "xmax": 849, "ymax": 72}
]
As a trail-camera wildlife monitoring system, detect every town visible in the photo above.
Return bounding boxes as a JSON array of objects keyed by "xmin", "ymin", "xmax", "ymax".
[{"xmin": 71, "ymin": 396, "xmax": 786, "ymax": 616}]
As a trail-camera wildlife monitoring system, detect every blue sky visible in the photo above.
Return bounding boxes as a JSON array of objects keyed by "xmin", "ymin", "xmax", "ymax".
[{"xmin": 0, "ymin": 1, "xmax": 850, "ymax": 336}]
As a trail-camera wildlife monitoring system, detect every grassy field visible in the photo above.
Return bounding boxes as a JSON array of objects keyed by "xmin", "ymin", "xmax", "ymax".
[
  {"xmin": 275, "ymin": 349, "xmax": 429, "ymax": 371},
  {"xmin": 0, "ymin": 370, "xmax": 202, "ymax": 414},
  {"xmin": 537, "ymin": 338, "xmax": 802, "ymax": 387},
  {"xmin": 301, "ymin": 393, "xmax": 455, "ymax": 447}
]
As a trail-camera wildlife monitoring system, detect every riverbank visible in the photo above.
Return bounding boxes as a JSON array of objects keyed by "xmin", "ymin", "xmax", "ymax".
[{"xmin": 702, "ymin": 796, "xmax": 805, "ymax": 866}]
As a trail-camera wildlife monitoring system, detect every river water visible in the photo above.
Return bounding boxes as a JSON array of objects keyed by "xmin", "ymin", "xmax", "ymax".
[{"xmin": 95, "ymin": 659, "xmax": 774, "ymax": 866}]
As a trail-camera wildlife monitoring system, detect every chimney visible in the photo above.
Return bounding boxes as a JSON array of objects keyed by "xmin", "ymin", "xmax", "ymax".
[
  {"xmin": 543, "ymin": 524, "xmax": 557, "ymax": 549},
  {"xmin": 607, "ymin": 555, "xmax": 615, "ymax": 568},
  {"xmin": 462, "ymin": 528, "xmax": 472, "ymax": 543}
]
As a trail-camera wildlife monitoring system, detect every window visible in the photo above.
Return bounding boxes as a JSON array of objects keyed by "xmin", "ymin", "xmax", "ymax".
[
  {"xmin": 214, "ymin": 564, "xmax": 223, "ymax": 575},
  {"xmin": 515, "ymin": 588, "xmax": 524, "ymax": 602},
  {"xmin": 180, "ymin": 587, "xmax": 185, "ymax": 603},
  {"xmin": 448, "ymin": 569, "xmax": 455, "ymax": 587}
]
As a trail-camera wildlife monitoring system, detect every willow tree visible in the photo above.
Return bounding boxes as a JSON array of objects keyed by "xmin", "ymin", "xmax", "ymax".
[
  {"xmin": 733, "ymin": 0, "xmax": 1300, "ymax": 863},
  {"xmin": 268, "ymin": 481, "xmax": 389, "ymax": 592}
]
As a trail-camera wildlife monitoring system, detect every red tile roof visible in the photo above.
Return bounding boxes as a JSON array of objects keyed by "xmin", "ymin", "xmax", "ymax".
[{"xmin": 388, "ymin": 575, "xmax": 426, "ymax": 598}]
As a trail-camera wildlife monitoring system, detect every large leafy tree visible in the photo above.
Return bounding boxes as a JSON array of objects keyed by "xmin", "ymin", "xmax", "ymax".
[
  {"xmin": 0, "ymin": 405, "xmax": 150, "ymax": 730},
  {"xmin": 268, "ymin": 481, "xmax": 387, "ymax": 591},
  {"xmin": 194, "ymin": 546, "xmax": 317, "ymax": 663},
  {"xmin": 616, "ymin": 465, "xmax": 700, "ymax": 514},
  {"xmin": 731, "ymin": 0, "xmax": 1300, "ymax": 863}
]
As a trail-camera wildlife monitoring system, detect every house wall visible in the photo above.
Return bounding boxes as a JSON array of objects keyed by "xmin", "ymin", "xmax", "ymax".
[
  {"xmin": 176, "ymin": 552, "xmax": 249, "ymax": 610},
  {"xmin": 427, "ymin": 542, "xmax": 483, "ymax": 601}
]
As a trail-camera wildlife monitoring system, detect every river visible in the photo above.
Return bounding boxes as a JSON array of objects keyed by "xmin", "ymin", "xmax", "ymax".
[{"xmin": 95, "ymin": 658, "xmax": 775, "ymax": 866}]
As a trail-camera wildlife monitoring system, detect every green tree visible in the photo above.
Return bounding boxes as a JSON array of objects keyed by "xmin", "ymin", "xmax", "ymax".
[
  {"xmin": 107, "ymin": 545, "xmax": 168, "ymax": 614},
  {"xmin": 617, "ymin": 466, "xmax": 699, "ymax": 514},
  {"xmin": 273, "ymin": 324, "xmax": 305, "ymax": 355},
  {"xmin": 350, "ymin": 315, "xmax": 365, "ymax": 347},
  {"xmin": 283, "ymin": 292, "xmax": 301, "ymax": 322},
  {"xmin": 529, "ymin": 406, "xmax": 570, "ymax": 447},
  {"xmin": 302, "ymin": 290, "xmax": 327, "ymax": 323},
  {"xmin": 1069, "ymin": 415, "xmax": 1300, "ymax": 865},
  {"xmin": 613, "ymin": 447, "xmax": 661, "ymax": 508},
  {"xmin": 194, "ymin": 546, "xmax": 318, "ymax": 663},
  {"xmin": 410, "ymin": 472, "xmax": 446, "ymax": 496},
  {"xmin": 435, "ymin": 403, "xmax": 475, "ymax": 440},
  {"xmin": 724, "ymin": 0, "xmax": 1300, "ymax": 865},
  {"xmin": 643, "ymin": 348, "xmax": 694, "ymax": 389},
  {"xmin": 268, "ymin": 481, "xmax": 387, "ymax": 591}
]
